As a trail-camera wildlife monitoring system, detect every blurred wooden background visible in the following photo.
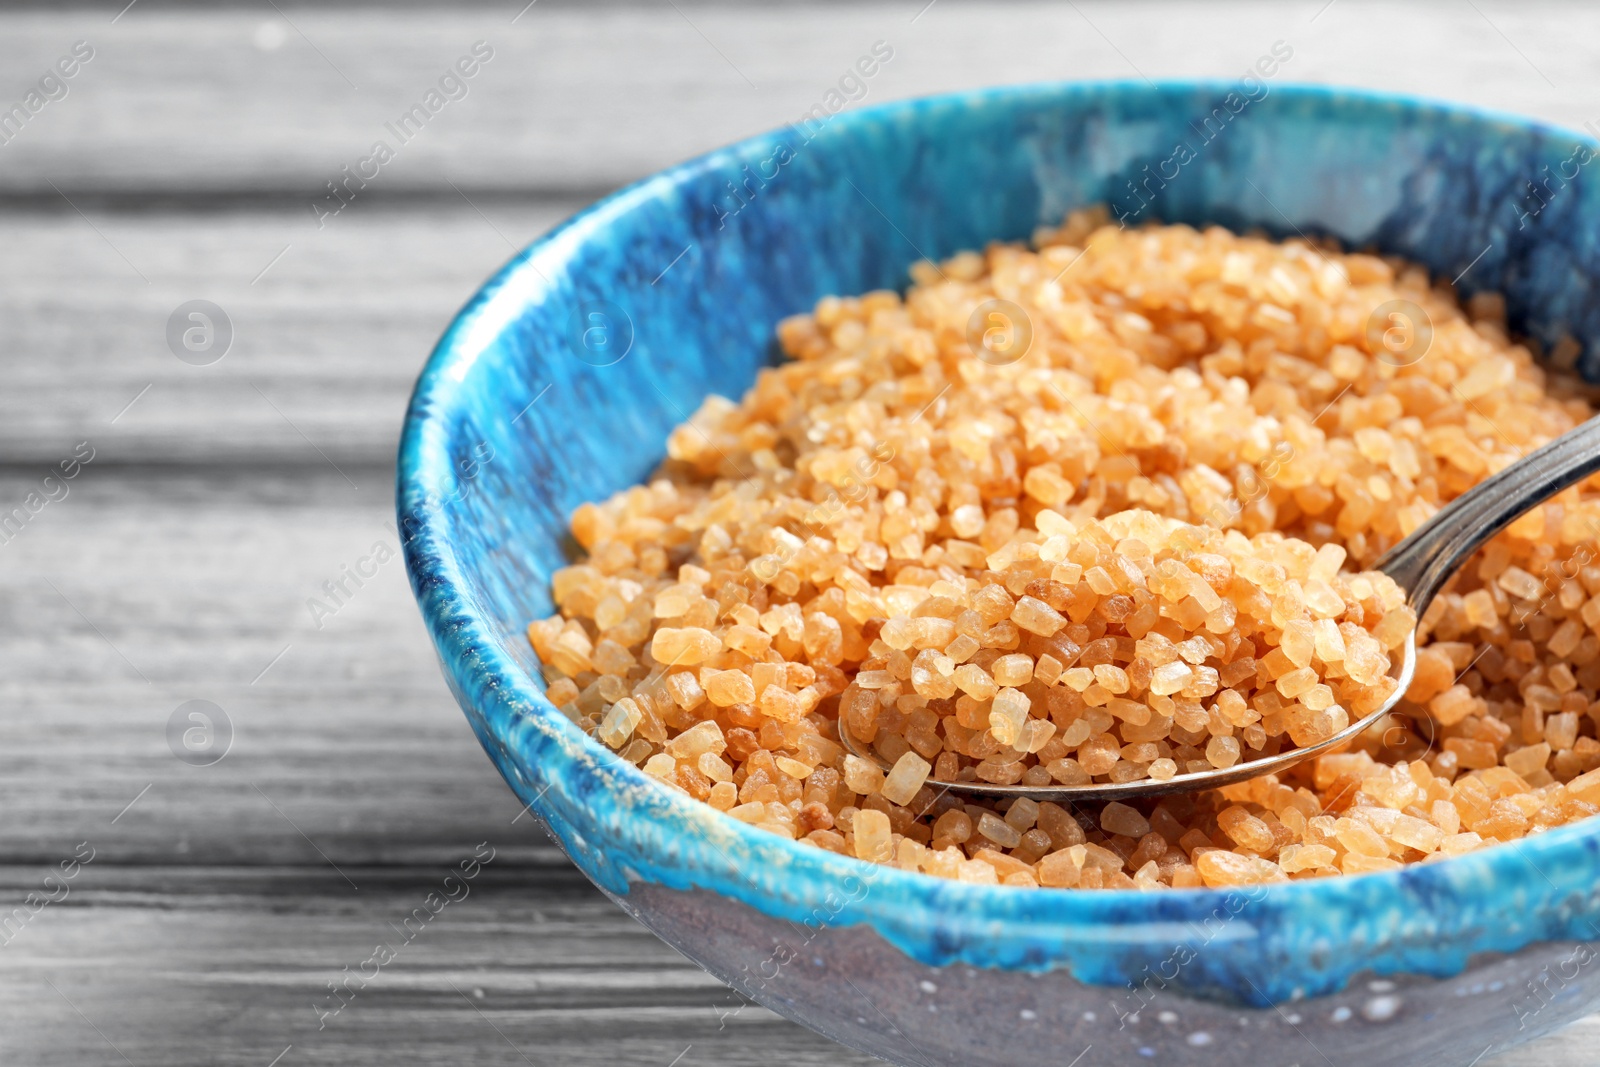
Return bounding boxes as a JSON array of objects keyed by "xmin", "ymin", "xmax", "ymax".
[{"xmin": 3, "ymin": 1, "xmax": 1598, "ymax": 1063}]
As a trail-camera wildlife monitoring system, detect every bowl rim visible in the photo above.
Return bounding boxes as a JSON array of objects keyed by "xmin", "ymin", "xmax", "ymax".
[{"xmin": 398, "ymin": 77, "xmax": 1600, "ymax": 971}]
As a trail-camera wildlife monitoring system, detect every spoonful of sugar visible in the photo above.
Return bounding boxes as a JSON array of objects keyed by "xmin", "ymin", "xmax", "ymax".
[{"xmin": 838, "ymin": 415, "xmax": 1600, "ymax": 802}]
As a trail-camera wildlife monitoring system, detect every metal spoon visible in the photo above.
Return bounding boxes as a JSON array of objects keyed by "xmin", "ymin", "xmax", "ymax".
[{"xmin": 839, "ymin": 415, "xmax": 1600, "ymax": 802}]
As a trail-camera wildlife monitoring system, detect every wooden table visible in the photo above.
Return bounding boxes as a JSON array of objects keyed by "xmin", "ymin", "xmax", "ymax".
[{"xmin": 4, "ymin": 2, "xmax": 1598, "ymax": 1063}]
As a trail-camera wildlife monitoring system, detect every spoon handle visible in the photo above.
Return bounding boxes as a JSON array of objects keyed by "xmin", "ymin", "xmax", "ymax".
[{"xmin": 1375, "ymin": 413, "xmax": 1600, "ymax": 609}]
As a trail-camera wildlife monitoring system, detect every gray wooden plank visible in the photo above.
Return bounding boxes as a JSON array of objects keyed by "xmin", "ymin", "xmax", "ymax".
[
  {"xmin": 0, "ymin": 2, "xmax": 1591, "ymax": 196},
  {"xmin": 0, "ymin": 865, "xmax": 875, "ymax": 1067},
  {"xmin": 0, "ymin": 202, "xmax": 578, "ymax": 466},
  {"xmin": 0, "ymin": 464, "xmax": 562, "ymax": 868}
]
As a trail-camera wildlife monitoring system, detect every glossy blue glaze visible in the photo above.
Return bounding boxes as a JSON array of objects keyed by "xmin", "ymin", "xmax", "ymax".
[{"xmin": 398, "ymin": 82, "xmax": 1600, "ymax": 1015}]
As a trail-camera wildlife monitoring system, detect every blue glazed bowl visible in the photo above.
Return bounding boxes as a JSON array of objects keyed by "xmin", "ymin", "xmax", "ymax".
[{"xmin": 399, "ymin": 82, "xmax": 1600, "ymax": 1066}]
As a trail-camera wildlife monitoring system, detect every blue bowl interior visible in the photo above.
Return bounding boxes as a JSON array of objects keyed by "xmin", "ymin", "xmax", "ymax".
[{"xmin": 399, "ymin": 81, "xmax": 1600, "ymax": 1006}]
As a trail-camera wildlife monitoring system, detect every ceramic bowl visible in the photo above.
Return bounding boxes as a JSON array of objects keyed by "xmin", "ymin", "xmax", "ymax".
[{"xmin": 398, "ymin": 82, "xmax": 1600, "ymax": 1066}]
